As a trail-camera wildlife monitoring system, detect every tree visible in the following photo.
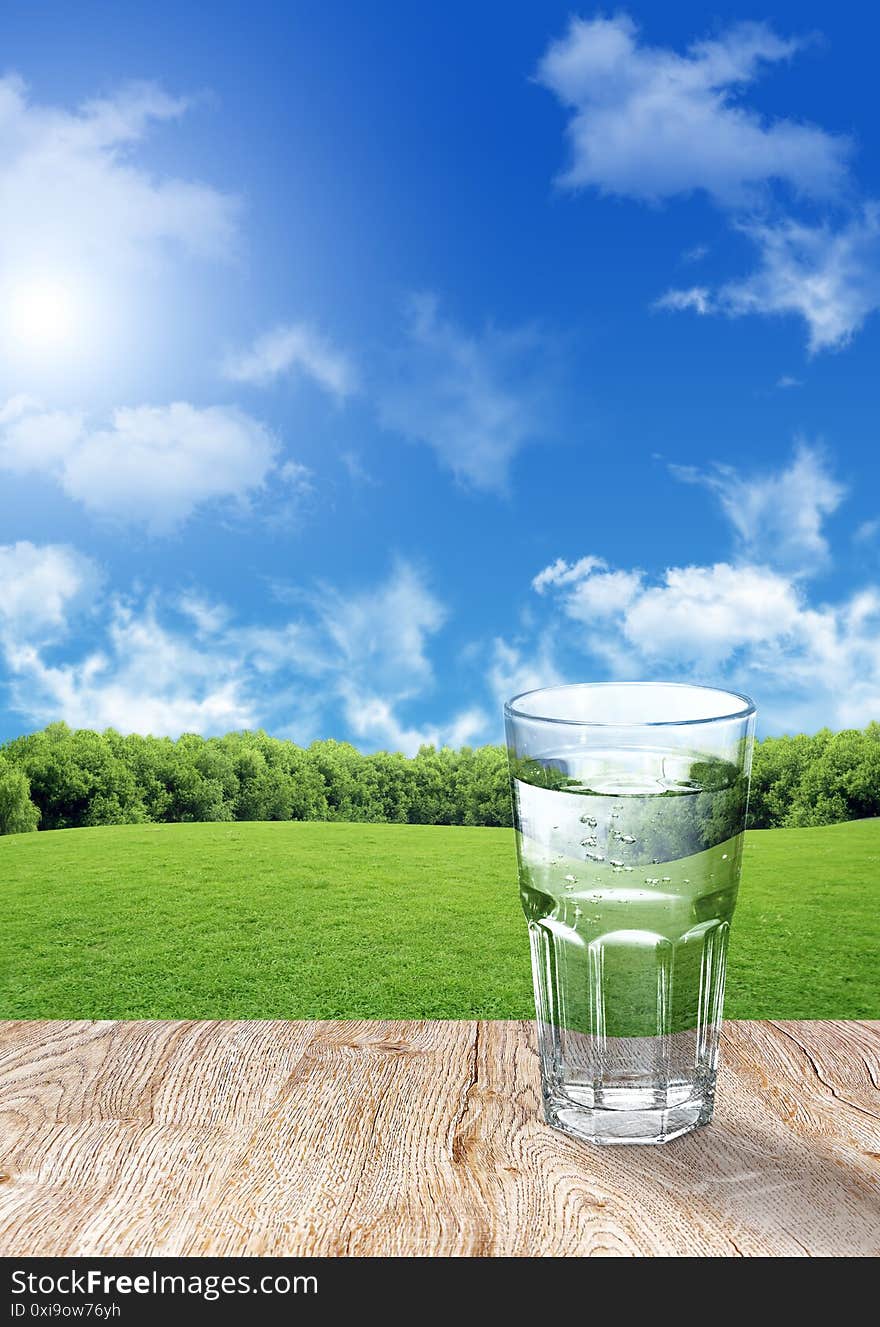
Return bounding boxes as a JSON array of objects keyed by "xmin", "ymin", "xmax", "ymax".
[
  {"xmin": 306, "ymin": 740, "xmax": 383, "ymax": 821},
  {"xmin": 788, "ymin": 729, "xmax": 880, "ymax": 826},
  {"xmin": 454, "ymin": 746, "xmax": 512, "ymax": 827},
  {"xmin": 748, "ymin": 733, "xmax": 824, "ymax": 828},
  {"xmin": 5, "ymin": 723, "xmax": 146, "ymax": 828},
  {"xmin": 0, "ymin": 760, "xmax": 40, "ymax": 834},
  {"xmin": 409, "ymin": 746, "xmax": 459, "ymax": 824}
]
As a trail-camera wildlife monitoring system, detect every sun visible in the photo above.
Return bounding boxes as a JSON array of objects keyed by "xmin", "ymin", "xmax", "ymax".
[{"xmin": 8, "ymin": 279, "xmax": 78, "ymax": 350}]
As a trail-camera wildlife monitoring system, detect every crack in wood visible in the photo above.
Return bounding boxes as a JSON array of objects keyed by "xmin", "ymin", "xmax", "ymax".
[
  {"xmin": 450, "ymin": 1022, "xmax": 481, "ymax": 1165},
  {"xmin": 771, "ymin": 1022, "xmax": 880, "ymax": 1125}
]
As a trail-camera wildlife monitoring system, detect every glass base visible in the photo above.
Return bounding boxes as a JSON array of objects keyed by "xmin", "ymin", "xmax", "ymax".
[{"xmin": 543, "ymin": 1085, "xmax": 714, "ymax": 1146}]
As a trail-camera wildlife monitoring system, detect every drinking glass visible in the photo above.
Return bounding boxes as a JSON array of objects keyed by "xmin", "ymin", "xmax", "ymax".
[{"xmin": 505, "ymin": 682, "xmax": 756, "ymax": 1145}]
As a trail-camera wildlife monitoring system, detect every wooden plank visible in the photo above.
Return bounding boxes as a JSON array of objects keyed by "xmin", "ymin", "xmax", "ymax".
[{"xmin": 0, "ymin": 1020, "xmax": 877, "ymax": 1258}]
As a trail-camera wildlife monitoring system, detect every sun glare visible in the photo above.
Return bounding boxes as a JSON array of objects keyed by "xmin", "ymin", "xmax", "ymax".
[{"xmin": 8, "ymin": 279, "xmax": 78, "ymax": 350}]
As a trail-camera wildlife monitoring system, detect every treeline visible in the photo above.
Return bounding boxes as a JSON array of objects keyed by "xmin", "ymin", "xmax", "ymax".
[
  {"xmin": 0, "ymin": 721, "xmax": 878, "ymax": 836},
  {"xmin": 0, "ymin": 724, "xmax": 511, "ymax": 833}
]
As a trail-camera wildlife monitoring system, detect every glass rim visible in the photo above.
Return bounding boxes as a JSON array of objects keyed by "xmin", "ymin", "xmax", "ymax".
[{"xmin": 503, "ymin": 681, "xmax": 756, "ymax": 729}]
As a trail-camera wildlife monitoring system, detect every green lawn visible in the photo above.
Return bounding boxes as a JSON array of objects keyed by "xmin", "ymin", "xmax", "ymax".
[{"xmin": 1, "ymin": 818, "xmax": 877, "ymax": 1020}]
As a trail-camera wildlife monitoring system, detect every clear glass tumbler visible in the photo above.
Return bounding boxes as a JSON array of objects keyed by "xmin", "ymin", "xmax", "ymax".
[{"xmin": 505, "ymin": 682, "xmax": 756, "ymax": 1145}]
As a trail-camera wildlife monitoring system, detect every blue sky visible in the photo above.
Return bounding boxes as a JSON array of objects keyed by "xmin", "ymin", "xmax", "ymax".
[{"xmin": 1, "ymin": 0, "xmax": 879, "ymax": 750}]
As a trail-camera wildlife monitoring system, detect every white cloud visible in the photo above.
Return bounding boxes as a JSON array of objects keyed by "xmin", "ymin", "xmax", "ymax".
[
  {"xmin": 0, "ymin": 556, "xmax": 476, "ymax": 754},
  {"xmin": 339, "ymin": 691, "xmax": 437, "ymax": 751},
  {"xmin": 0, "ymin": 398, "xmax": 280, "ymax": 532},
  {"xmin": 657, "ymin": 211, "xmax": 880, "ymax": 353},
  {"xmin": 562, "ymin": 566, "xmax": 645, "ymax": 620},
  {"xmin": 536, "ymin": 16, "xmax": 849, "ymax": 206},
  {"xmin": 223, "ymin": 322, "xmax": 357, "ymax": 396},
  {"xmin": 654, "ymin": 286, "xmax": 712, "ymax": 315},
  {"xmin": 339, "ymin": 690, "xmax": 487, "ymax": 754},
  {"xmin": 532, "ymin": 555, "xmax": 605, "ymax": 594},
  {"xmin": 0, "ymin": 74, "xmax": 237, "ymax": 277},
  {"xmin": 237, "ymin": 566, "xmax": 455, "ymax": 750},
  {"xmin": 621, "ymin": 562, "xmax": 803, "ymax": 662},
  {"xmin": 719, "ymin": 210, "xmax": 880, "ymax": 353},
  {"xmin": 445, "ymin": 707, "xmax": 490, "ymax": 748},
  {"xmin": 776, "ymin": 375, "xmax": 803, "ymax": 389},
  {"xmin": 178, "ymin": 593, "xmax": 231, "ymax": 637},
  {"xmin": 0, "ymin": 396, "xmax": 84, "ymax": 472},
  {"xmin": 530, "ymin": 553, "xmax": 880, "ymax": 730},
  {"xmin": 0, "ymin": 542, "xmax": 98, "ymax": 642},
  {"xmin": 277, "ymin": 460, "xmax": 314, "ymax": 493},
  {"xmin": 272, "ymin": 562, "xmax": 490, "ymax": 753},
  {"xmin": 538, "ymin": 17, "xmax": 880, "ymax": 357},
  {"xmin": 377, "ymin": 294, "xmax": 549, "ymax": 492},
  {"xmin": 855, "ymin": 519, "xmax": 879, "ymax": 544},
  {"xmin": 489, "ymin": 637, "xmax": 564, "ymax": 708},
  {"xmin": 0, "ymin": 555, "xmax": 255, "ymax": 738},
  {"xmin": 313, "ymin": 562, "xmax": 446, "ymax": 697},
  {"xmin": 671, "ymin": 444, "xmax": 845, "ymax": 574},
  {"xmin": 13, "ymin": 599, "xmax": 257, "ymax": 736},
  {"xmin": 525, "ymin": 448, "xmax": 880, "ymax": 730}
]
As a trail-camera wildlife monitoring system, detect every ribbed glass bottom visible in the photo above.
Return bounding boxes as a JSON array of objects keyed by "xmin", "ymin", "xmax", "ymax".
[
  {"xmin": 543, "ymin": 1066, "xmax": 715, "ymax": 1145},
  {"xmin": 530, "ymin": 917, "xmax": 729, "ymax": 1146}
]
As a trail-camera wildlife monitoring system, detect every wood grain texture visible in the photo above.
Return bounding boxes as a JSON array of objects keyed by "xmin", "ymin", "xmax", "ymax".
[{"xmin": 0, "ymin": 1019, "xmax": 877, "ymax": 1258}]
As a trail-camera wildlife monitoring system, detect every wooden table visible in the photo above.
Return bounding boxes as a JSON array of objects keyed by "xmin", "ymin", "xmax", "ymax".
[{"xmin": 0, "ymin": 1019, "xmax": 878, "ymax": 1258}]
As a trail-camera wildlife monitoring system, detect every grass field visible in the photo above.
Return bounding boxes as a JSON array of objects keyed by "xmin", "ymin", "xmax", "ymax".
[{"xmin": 1, "ymin": 818, "xmax": 877, "ymax": 1021}]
